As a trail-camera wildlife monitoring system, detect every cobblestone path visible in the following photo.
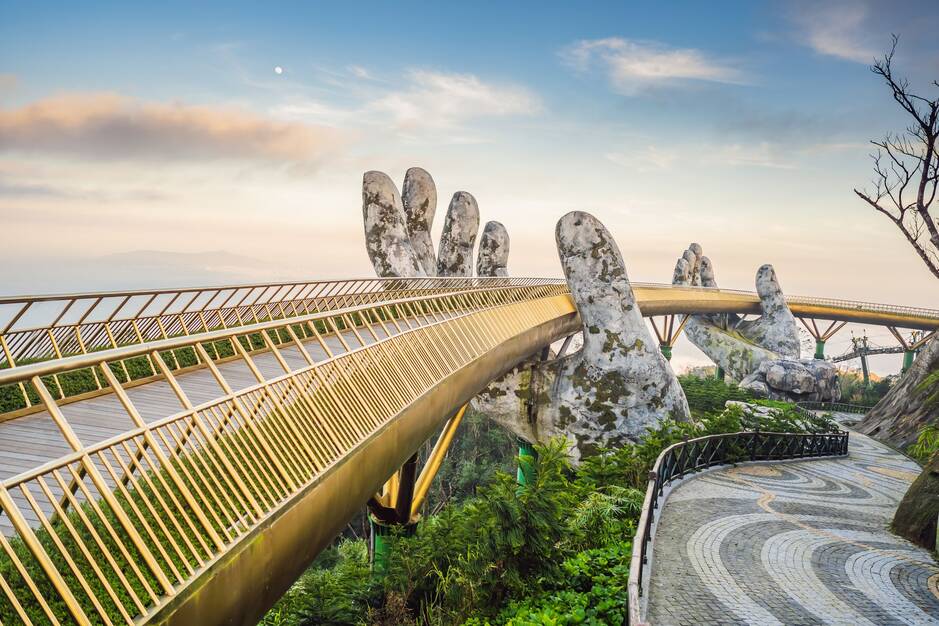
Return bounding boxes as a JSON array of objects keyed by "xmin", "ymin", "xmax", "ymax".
[{"xmin": 646, "ymin": 431, "xmax": 939, "ymax": 625}]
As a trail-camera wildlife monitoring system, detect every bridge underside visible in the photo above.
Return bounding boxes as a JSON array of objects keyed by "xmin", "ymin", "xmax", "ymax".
[{"xmin": 149, "ymin": 308, "xmax": 578, "ymax": 625}]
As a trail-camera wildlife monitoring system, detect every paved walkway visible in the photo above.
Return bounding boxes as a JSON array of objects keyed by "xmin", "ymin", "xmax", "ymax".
[{"xmin": 647, "ymin": 431, "xmax": 939, "ymax": 625}]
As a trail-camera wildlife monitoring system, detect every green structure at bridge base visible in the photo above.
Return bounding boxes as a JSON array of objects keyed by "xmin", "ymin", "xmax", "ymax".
[
  {"xmin": 902, "ymin": 349, "xmax": 916, "ymax": 374},
  {"xmin": 815, "ymin": 339, "xmax": 826, "ymax": 360},
  {"xmin": 517, "ymin": 438, "xmax": 537, "ymax": 486},
  {"xmin": 659, "ymin": 344, "xmax": 672, "ymax": 361},
  {"xmin": 369, "ymin": 515, "xmax": 416, "ymax": 572}
]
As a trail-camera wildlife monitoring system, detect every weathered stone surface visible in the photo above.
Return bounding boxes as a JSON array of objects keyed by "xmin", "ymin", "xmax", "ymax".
[
  {"xmin": 476, "ymin": 221, "xmax": 509, "ymax": 277},
  {"xmin": 673, "ymin": 245, "xmax": 800, "ymax": 381},
  {"xmin": 736, "ymin": 265, "xmax": 800, "ymax": 358},
  {"xmin": 401, "ymin": 167, "xmax": 437, "ymax": 276},
  {"xmin": 479, "ymin": 212, "xmax": 690, "ymax": 461},
  {"xmin": 859, "ymin": 336, "xmax": 939, "ymax": 551},
  {"xmin": 739, "ymin": 358, "xmax": 841, "ymax": 402},
  {"xmin": 363, "ymin": 172, "xmax": 689, "ymax": 461},
  {"xmin": 857, "ymin": 336, "xmax": 939, "ymax": 449},
  {"xmin": 436, "ymin": 192, "xmax": 479, "ymax": 277},
  {"xmin": 362, "ymin": 171, "xmax": 423, "ymax": 278}
]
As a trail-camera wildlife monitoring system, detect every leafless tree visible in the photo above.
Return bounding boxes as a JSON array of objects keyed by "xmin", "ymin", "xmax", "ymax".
[{"xmin": 855, "ymin": 35, "xmax": 939, "ymax": 279}]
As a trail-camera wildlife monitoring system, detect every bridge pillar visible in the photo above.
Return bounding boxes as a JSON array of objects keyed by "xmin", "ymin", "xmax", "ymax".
[
  {"xmin": 860, "ymin": 353, "xmax": 870, "ymax": 386},
  {"xmin": 517, "ymin": 438, "xmax": 537, "ymax": 485},
  {"xmin": 659, "ymin": 344, "xmax": 672, "ymax": 361},
  {"xmin": 902, "ymin": 349, "xmax": 916, "ymax": 374},
  {"xmin": 814, "ymin": 339, "xmax": 826, "ymax": 360},
  {"xmin": 367, "ymin": 452, "xmax": 419, "ymax": 570},
  {"xmin": 369, "ymin": 516, "xmax": 416, "ymax": 573}
]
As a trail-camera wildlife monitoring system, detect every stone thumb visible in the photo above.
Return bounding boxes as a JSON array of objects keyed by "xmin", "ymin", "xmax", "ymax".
[{"xmin": 556, "ymin": 211, "xmax": 659, "ymax": 365}]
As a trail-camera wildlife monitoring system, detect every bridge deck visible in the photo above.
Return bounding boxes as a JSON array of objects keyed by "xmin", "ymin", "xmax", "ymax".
[
  {"xmin": 0, "ymin": 320, "xmax": 416, "ymax": 535},
  {"xmin": 646, "ymin": 431, "xmax": 939, "ymax": 625}
]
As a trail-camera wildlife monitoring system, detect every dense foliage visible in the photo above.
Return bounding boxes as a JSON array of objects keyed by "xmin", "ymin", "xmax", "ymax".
[{"xmin": 262, "ymin": 375, "xmax": 837, "ymax": 625}]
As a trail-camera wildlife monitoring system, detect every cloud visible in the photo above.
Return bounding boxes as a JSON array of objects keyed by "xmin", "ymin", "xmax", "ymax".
[
  {"xmin": 560, "ymin": 37, "xmax": 744, "ymax": 94},
  {"xmin": 0, "ymin": 93, "xmax": 345, "ymax": 163},
  {"xmin": 367, "ymin": 70, "xmax": 542, "ymax": 130},
  {"xmin": 788, "ymin": 1, "xmax": 876, "ymax": 63},
  {"xmin": 347, "ymin": 65, "xmax": 373, "ymax": 80}
]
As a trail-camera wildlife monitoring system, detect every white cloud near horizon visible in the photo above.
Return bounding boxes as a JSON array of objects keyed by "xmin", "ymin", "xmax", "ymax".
[
  {"xmin": 0, "ymin": 93, "xmax": 345, "ymax": 163},
  {"xmin": 560, "ymin": 37, "xmax": 745, "ymax": 94}
]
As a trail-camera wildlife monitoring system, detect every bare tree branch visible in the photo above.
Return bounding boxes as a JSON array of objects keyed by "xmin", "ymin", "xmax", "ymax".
[{"xmin": 857, "ymin": 35, "xmax": 939, "ymax": 280}]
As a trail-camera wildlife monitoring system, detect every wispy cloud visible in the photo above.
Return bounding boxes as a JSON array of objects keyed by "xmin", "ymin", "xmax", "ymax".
[
  {"xmin": 0, "ymin": 93, "xmax": 345, "ymax": 163},
  {"xmin": 367, "ymin": 70, "xmax": 542, "ymax": 130},
  {"xmin": 787, "ymin": 1, "xmax": 876, "ymax": 63},
  {"xmin": 560, "ymin": 37, "xmax": 745, "ymax": 94},
  {"xmin": 347, "ymin": 65, "xmax": 373, "ymax": 80}
]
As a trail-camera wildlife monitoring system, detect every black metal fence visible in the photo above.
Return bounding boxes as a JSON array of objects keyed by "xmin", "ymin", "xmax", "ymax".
[
  {"xmin": 627, "ymin": 429, "xmax": 849, "ymax": 626},
  {"xmin": 795, "ymin": 401, "xmax": 873, "ymax": 414}
]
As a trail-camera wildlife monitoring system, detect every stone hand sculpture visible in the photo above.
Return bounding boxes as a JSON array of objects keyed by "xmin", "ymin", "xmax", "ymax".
[
  {"xmin": 476, "ymin": 213, "xmax": 690, "ymax": 461},
  {"xmin": 363, "ymin": 170, "xmax": 688, "ymax": 461},
  {"xmin": 363, "ymin": 168, "xmax": 507, "ymax": 279},
  {"xmin": 672, "ymin": 245, "xmax": 800, "ymax": 381},
  {"xmin": 672, "ymin": 245, "xmax": 840, "ymax": 402}
]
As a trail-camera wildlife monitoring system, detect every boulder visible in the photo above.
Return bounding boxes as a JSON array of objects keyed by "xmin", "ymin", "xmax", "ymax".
[{"xmin": 739, "ymin": 358, "xmax": 841, "ymax": 402}]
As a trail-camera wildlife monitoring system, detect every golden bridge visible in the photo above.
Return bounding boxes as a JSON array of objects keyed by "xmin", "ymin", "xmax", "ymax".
[{"xmin": 0, "ymin": 277, "xmax": 935, "ymax": 625}]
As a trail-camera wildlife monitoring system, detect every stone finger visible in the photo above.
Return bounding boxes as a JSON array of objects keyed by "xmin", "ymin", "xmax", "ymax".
[
  {"xmin": 402, "ymin": 167, "xmax": 438, "ymax": 276},
  {"xmin": 437, "ymin": 191, "xmax": 480, "ymax": 277},
  {"xmin": 476, "ymin": 221, "xmax": 509, "ymax": 277},
  {"xmin": 362, "ymin": 171, "xmax": 423, "ymax": 278}
]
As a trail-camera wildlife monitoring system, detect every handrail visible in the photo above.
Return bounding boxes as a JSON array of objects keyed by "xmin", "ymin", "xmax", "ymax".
[
  {"xmin": 4, "ymin": 279, "xmax": 936, "ymax": 371},
  {"xmin": 0, "ymin": 277, "xmax": 563, "ymax": 367},
  {"xmin": 626, "ymin": 428, "xmax": 849, "ymax": 626},
  {"xmin": 0, "ymin": 283, "xmax": 572, "ymax": 418},
  {"xmin": 794, "ymin": 401, "xmax": 873, "ymax": 415}
]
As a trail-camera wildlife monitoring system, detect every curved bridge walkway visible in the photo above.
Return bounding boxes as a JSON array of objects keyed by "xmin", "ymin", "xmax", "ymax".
[{"xmin": 647, "ymin": 430, "xmax": 939, "ymax": 625}]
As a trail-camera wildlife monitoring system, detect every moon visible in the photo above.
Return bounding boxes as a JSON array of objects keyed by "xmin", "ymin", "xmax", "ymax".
[{"xmin": 274, "ymin": 66, "xmax": 283, "ymax": 75}]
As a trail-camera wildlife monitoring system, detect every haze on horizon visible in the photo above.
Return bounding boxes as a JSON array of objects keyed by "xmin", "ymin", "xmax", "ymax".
[{"xmin": 2, "ymin": 0, "xmax": 937, "ymax": 374}]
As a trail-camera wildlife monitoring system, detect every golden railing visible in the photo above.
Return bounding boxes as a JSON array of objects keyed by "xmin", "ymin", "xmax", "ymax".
[
  {"xmin": 0, "ymin": 278, "xmax": 563, "ymax": 413},
  {"xmin": 0, "ymin": 282, "xmax": 578, "ymax": 625},
  {"xmin": 0, "ymin": 277, "xmax": 563, "ymax": 367}
]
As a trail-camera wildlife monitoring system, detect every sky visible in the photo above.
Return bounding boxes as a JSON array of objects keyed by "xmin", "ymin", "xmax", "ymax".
[{"xmin": 1, "ymin": 0, "xmax": 938, "ymax": 374}]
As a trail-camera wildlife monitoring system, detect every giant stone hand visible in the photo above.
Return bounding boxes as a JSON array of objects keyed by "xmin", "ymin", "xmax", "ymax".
[
  {"xmin": 363, "ymin": 168, "xmax": 506, "ymax": 279},
  {"xmin": 476, "ymin": 213, "xmax": 690, "ymax": 461},
  {"xmin": 671, "ymin": 245, "xmax": 841, "ymax": 402},
  {"xmin": 672, "ymin": 245, "xmax": 800, "ymax": 381},
  {"xmin": 363, "ymin": 170, "xmax": 689, "ymax": 461}
]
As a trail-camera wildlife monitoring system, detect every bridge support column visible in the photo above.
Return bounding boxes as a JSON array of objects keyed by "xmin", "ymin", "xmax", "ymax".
[
  {"xmin": 367, "ymin": 452, "xmax": 419, "ymax": 570},
  {"xmin": 798, "ymin": 318, "xmax": 845, "ymax": 361},
  {"xmin": 902, "ymin": 349, "xmax": 916, "ymax": 374},
  {"xmin": 517, "ymin": 438, "xmax": 537, "ymax": 486},
  {"xmin": 369, "ymin": 515, "xmax": 416, "ymax": 573},
  {"xmin": 815, "ymin": 339, "xmax": 826, "ymax": 360},
  {"xmin": 650, "ymin": 315, "xmax": 687, "ymax": 365},
  {"xmin": 860, "ymin": 353, "xmax": 870, "ymax": 387}
]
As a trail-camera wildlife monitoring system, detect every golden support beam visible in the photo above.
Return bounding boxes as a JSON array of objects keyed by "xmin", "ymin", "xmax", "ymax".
[{"xmin": 411, "ymin": 404, "xmax": 468, "ymax": 519}]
